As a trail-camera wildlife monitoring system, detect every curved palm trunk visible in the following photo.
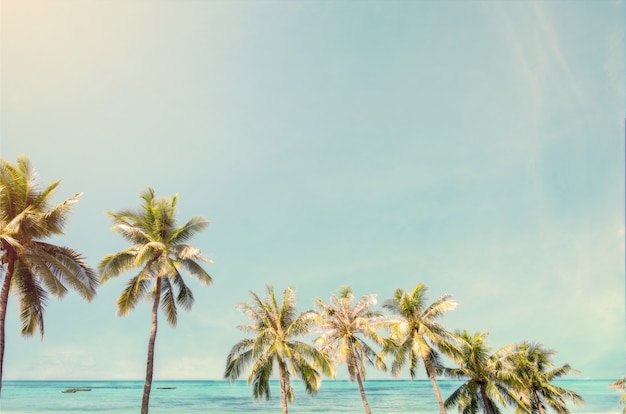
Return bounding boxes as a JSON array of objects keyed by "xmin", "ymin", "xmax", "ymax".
[
  {"xmin": 479, "ymin": 383, "xmax": 494, "ymax": 414},
  {"xmin": 355, "ymin": 367, "xmax": 372, "ymax": 414},
  {"xmin": 0, "ymin": 252, "xmax": 16, "ymax": 397},
  {"xmin": 423, "ymin": 356, "xmax": 446, "ymax": 414},
  {"xmin": 141, "ymin": 277, "xmax": 162, "ymax": 414},
  {"xmin": 348, "ymin": 343, "xmax": 372, "ymax": 414},
  {"xmin": 278, "ymin": 360, "xmax": 289, "ymax": 414}
]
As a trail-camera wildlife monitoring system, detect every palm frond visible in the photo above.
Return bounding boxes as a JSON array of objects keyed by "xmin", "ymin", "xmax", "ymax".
[
  {"xmin": 134, "ymin": 242, "xmax": 165, "ymax": 268},
  {"xmin": 172, "ymin": 272, "xmax": 194, "ymax": 311},
  {"xmin": 445, "ymin": 383, "xmax": 466, "ymax": 409},
  {"xmin": 291, "ymin": 340, "xmax": 334, "ymax": 378},
  {"xmin": 31, "ymin": 242, "xmax": 98, "ymax": 299},
  {"xmin": 20, "ymin": 251, "xmax": 68, "ymax": 298},
  {"xmin": 0, "ymin": 235, "xmax": 25, "ymax": 257},
  {"xmin": 170, "ymin": 244, "xmax": 205, "ymax": 261},
  {"xmin": 171, "ymin": 216, "xmax": 209, "ymax": 244},
  {"xmin": 152, "ymin": 254, "xmax": 177, "ymax": 278},
  {"xmin": 39, "ymin": 192, "xmax": 83, "ymax": 236},
  {"xmin": 99, "ymin": 248, "xmax": 139, "ymax": 282},
  {"xmin": 160, "ymin": 277, "xmax": 178, "ymax": 326},
  {"xmin": 225, "ymin": 341, "xmax": 255, "ymax": 381},
  {"xmin": 108, "ymin": 220, "xmax": 151, "ymax": 245},
  {"xmin": 13, "ymin": 263, "xmax": 47, "ymax": 337},
  {"xmin": 177, "ymin": 257, "xmax": 213, "ymax": 285},
  {"xmin": 4, "ymin": 206, "xmax": 47, "ymax": 240},
  {"xmin": 116, "ymin": 271, "xmax": 152, "ymax": 316},
  {"xmin": 250, "ymin": 353, "xmax": 274, "ymax": 401},
  {"xmin": 291, "ymin": 351, "xmax": 322, "ymax": 396}
]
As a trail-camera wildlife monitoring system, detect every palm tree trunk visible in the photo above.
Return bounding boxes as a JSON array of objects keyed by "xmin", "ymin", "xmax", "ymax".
[
  {"xmin": 348, "ymin": 344, "xmax": 372, "ymax": 414},
  {"xmin": 141, "ymin": 277, "xmax": 162, "ymax": 414},
  {"xmin": 0, "ymin": 252, "xmax": 16, "ymax": 397},
  {"xmin": 278, "ymin": 361, "xmax": 289, "ymax": 414},
  {"xmin": 423, "ymin": 356, "xmax": 446, "ymax": 414},
  {"xmin": 355, "ymin": 368, "xmax": 372, "ymax": 414},
  {"xmin": 533, "ymin": 390, "xmax": 545, "ymax": 414},
  {"xmin": 479, "ymin": 383, "xmax": 493, "ymax": 414}
]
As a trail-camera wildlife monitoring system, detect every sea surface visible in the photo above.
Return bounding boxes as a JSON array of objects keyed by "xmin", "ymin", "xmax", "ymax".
[{"xmin": 0, "ymin": 379, "xmax": 621, "ymax": 413}]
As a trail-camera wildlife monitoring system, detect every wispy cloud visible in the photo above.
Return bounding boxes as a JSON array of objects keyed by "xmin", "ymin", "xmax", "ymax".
[
  {"xmin": 485, "ymin": 1, "xmax": 584, "ymax": 126},
  {"xmin": 532, "ymin": 1, "xmax": 584, "ymax": 101}
]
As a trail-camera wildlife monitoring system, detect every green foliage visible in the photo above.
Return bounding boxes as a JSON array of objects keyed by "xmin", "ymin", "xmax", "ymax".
[
  {"xmin": 444, "ymin": 332, "xmax": 584, "ymax": 414},
  {"xmin": 383, "ymin": 283, "xmax": 459, "ymax": 414},
  {"xmin": 225, "ymin": 286, "xmax": 332, "ymax": 413},
  {"xmin": 0, "ymin": 155, "xmax": 98, "ymax": 338},
  {"xmin": 383, "ymin": 283, "xmax": 458, "ymax": 378},
  {"xmin": 98, "ymin": 187, "xmax": 213, "ymax": 326},
  {"xmin": 444, "ymin": 330, "xmax": 521, "ymax": 414},
  {"xmin": 99, "ymin": 186, "xmax": 213, "ymax": 414},
  {"xmin": 507, "ymin": 342, "xmax": 584, "ymax": 414}
]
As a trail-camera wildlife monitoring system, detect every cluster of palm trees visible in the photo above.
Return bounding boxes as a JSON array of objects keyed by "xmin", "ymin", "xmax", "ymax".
[
  {"xmin": 0, "ymin": 156, "xmax": 213, "ymax": 414},
  {"xmin": 225, "ymin": 284, "xmax": 585, "ymax": 414},
  {"xmin": 0, "ymin": 155, "xmax": 605, "ymax": 414}
]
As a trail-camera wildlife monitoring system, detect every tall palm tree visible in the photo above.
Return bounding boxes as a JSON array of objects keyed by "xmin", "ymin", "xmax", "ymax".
[
  {"xmin": 507, "ymin": 342, "xmax": 584, "ymax": 414},
  {"xmin": 383, "ymin": 283, "xmax": 459, "ymax": 414},
  {"xmin": 444, "ymin": 330, "xmax": 520, "ymax": 414},
  {"xmin": 99, "ymin": 187, "xmax": 213, "ymax": 414},
  {"xmin": 224, "ymin": 285, "xmax": 332, "ymax": 414},
  {"xmin": 314, "ymin": 286, "xmax": 388, "ymax": 414},
  {"xmin": 0, "ymin": 156, "xmax": 98, "ymax": 395}
]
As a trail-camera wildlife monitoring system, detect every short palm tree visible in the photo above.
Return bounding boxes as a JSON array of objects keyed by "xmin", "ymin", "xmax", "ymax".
[
  {"xmin": 314, "ymin": 286, "xmax": 388, "ymax": 414},
  {"xmin": 610, "ymin": 377, "xmax": 626, "ymax": 414},
  {"xmin": 99, "ymin": 187, "xmax": 213, "ymax": 414},
  {"xmin": 507, "ymin": 342, "xmax": 584, "ymax": 414},
  {"xmin": 224, "ymin": 285, "xmax": 332, "ymax": 414},
  {"xmin": 383, "ymin": 283, "xmax": 459, "ymax": 414},
  {"xmin": 0, "ymin": 156, "xmax": 98, "ymax": 395},
  {"xmin": 444, "ymin": 330, "xmax": 520, "ymax": 414}
]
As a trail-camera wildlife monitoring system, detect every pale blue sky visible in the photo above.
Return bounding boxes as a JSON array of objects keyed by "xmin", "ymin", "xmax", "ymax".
[{"xmin": 0, "ymin": 0, "xmax": 624, "ymax": 381}]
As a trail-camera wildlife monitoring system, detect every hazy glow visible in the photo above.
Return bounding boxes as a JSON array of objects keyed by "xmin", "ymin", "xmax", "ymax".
[{"xmin": 1, "ymin": 0, "xmax": 623, "ymax": 381}]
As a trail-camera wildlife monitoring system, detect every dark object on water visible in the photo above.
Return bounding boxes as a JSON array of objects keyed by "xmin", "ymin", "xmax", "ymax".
[
  {"xmin": 62, "ymin": 388, "xmax": 92, "ymax": 393},
  {"xmin": 157, "ymin": 387, "xmax": 176, "ymax": 390}
]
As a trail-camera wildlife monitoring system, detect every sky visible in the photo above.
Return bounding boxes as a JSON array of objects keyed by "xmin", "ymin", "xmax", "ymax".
[{"xmin": 0, "ymin": 0, "xmax": 624, "ymax": 382}]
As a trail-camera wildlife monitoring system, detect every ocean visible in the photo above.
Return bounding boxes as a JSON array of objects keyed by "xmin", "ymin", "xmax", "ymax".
[{"xmin": 0, "ymin": 379, "xmax": 621, "ymax": 413}]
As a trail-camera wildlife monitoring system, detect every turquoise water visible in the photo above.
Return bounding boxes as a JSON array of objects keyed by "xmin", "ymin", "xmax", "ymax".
[{"xmin": 0, "ymin": 380, "xmax": 621, "ymax": 413}]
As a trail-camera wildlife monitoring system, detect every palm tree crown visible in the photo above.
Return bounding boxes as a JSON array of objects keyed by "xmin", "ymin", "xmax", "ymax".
[
  {"xmin": 99, "ymin": 187, "xmax": 213, "ymax": 414},
  {"xmin": 383, "ymin": 283, "xmax": 458, "ymax": 414},
  {"xmin": 99, "ymin": 187, "xmax": 213, "ymax": 324},
  {"xmin": 0, "ymin": 155, "xmax": 98, "ymax": 394},
  {"xmin": 507, "ymin": 342, "xmax": 584, "ymax": 414},
  {"xmin": 224, "ymin": 285, "xmax": 332, "ymax": 414},
  {"xmin": 445, "ymin": 330, "xmax": 520, "ymax": 414}
]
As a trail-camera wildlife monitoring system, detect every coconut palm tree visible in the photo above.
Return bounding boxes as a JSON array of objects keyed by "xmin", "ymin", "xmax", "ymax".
[
  {"xmin": 314, "ymin": 286, "xmax": 388, "ymax": 414},
  {"xmin": 444, "ymin": 330, "xmax": 520, "ymax": 414},
  {"xmin": 383, "ymin": 283, "xmax": 459, "ymax": 414},
  {"xmin": 0, "ymin": 156, "xmax": 98, "ymax": 395},
  {"xmin": 507, "ymin": 342, "xmax": 584, "ymax": 414},
  {"xmin": 610, "ymin": 377, "xmax": 626, "ymax": 414},
  {"xmin": 99, "ymin": 187, "xmax": 213, "ymax": 414},
  {"xmin": 224, "ymin": 285, "xmax": 332, "ymax": 414}
]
